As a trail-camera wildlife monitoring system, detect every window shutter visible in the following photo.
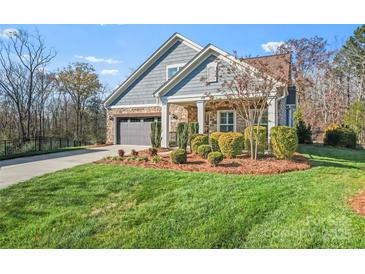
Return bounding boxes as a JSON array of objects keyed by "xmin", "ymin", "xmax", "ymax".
[{"xmin": 206, "ymin": 63, "xmax": 217, "ymax": 83}]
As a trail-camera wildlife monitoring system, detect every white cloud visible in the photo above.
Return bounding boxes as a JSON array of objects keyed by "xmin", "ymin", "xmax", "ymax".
[
  {"xmin": 261, "ymin": 41, "xmax": 285, "ymax": 53},
  {"xmin": 75, "ymin": 55, "xmax": 120, "ymax": 64},
  {"xmin": 0, "ymin": 28, "xmax": 19, "ymax": 39},
  {"xmin": 101, "ymin": 69, "xmax": 119, "ymax": 76}
]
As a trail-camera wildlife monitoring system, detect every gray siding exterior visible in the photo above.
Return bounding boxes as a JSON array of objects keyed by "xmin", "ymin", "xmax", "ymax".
[
  {"xmin": 110, "ymin": 40, "xmax": 198, "ymax": 106},
  {"xmin": 163, "ymin": 54, "xmax": 223, "ymax": 98}
]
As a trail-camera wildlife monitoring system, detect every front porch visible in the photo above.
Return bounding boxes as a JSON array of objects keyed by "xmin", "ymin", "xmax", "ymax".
[{"xmin": 162, "ymin": 97, "xmax": 279, "ymax": 148}]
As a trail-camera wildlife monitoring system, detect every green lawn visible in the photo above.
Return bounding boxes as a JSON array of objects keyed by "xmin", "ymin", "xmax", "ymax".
[{"xmin": 1, "ymin": 144, "xmax": 365, "ymax": 248}]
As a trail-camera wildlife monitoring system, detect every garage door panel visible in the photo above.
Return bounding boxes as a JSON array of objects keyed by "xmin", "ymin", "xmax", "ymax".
[{"xmin": 119, "ymin": 118, "xmax": 155, "ymax": 146}]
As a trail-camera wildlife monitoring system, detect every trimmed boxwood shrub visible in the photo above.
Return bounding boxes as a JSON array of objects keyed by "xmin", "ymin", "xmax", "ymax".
[
  {"xmin": 197, "ymin": 144, "xmax": 212, "ymax": 159},
  {"xmin": 270, "ymin": 126, "xmax": 298, "ymax": 159},
  {"xmin": 218, "ymin": 132, "xmax": 244, "ymax": 158},
  {"xmin": 324, "ymin": 124, "xmax": 356, "ymax": 149},
  {"xmin": 207, "ymin": 151, "xmax": 223, "ymax": 167},
  {"xmin": 170, "ymin": 148, "xmax": 187, "ymax": 164},
  {"xmin": 209, "ymin": 132, "xmax": 224, "ymax": 152},
  {"xmin": 191, "ymin": 134, "xmax": 209, "ymax": 153},
  {"xmin": 244, "ymin": 126, "xmax": 267, "ymax": 155}
]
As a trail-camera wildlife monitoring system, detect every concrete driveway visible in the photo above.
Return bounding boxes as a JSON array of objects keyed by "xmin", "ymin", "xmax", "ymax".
[{"xmin": 0, "ymin": 145, "xmax": 149, "ymax": 189}]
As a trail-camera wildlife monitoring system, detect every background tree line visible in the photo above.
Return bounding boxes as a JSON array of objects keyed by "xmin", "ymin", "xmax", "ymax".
[
  {"xmin": 274, "ymin": 24, "xmax": 365, "ymax": 143},
  {"xmin": 0, "ymin": 29, "xmax": 106, "ymax": 143},
  {"xmin": 1, "ymin": 26, "xmax": 364, "ymax": 144}
]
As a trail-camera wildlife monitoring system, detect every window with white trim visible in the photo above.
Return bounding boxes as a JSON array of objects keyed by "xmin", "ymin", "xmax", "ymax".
[
  {"xmin": 219, "ymin": 111, "xmax": 235, "ymax": 132},
  {"xmin": 166, "ymin": 63, "xmax": 185, "ymax": 80},
  {"xmin": 250, "ymin": 109, "xmax": 268, "ymax": 125}
]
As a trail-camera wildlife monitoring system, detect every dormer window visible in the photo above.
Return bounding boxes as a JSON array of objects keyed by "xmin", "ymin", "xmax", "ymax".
[{"xmin": 166, "ymin": 63, "xmax": 185, "ymax": 80}]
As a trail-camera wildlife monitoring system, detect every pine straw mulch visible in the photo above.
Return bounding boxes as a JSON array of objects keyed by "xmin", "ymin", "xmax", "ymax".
[
  {"xmin": 349, "ymin": 191, "xmax": 365, "ymax": 216},
  {"xmin": 95, "ymin": 151, "xmax": 311, "ymax": 175}
]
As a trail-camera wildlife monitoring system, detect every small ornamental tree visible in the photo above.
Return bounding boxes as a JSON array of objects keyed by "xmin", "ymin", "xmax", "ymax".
[
  {"xmin": 206, "ymin": 54, "xmax": 288, "ymax": 160},
  {"xmin": 177, "ymin": 122, "xmax": 189, "ymax": 150},
  {"xmin": 150, "ymin": 121, "xmax": 161, "ymax": 148},
  {"xmin": 294, "ymin": 108, "xmax": 312, "ymax": 144}
]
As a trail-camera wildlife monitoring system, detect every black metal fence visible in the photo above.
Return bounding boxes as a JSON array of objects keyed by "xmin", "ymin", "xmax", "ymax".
[{"xmin": 0, "ymin": 137, "xmax": 89, "ymax": 159}]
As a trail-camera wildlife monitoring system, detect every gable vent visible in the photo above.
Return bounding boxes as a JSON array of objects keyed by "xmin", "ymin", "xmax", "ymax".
[{"xmin": 206, "ymin": 62, "xmax": 218, "ymax": 83}]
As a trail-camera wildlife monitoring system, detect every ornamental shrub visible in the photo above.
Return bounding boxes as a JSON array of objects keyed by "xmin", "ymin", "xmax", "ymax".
[
  {"xmin": 244, "ymin": 126, "xmax": 267, "ymax": 155},
  {"xmin": 177, "ymin": 122, "xmax": 189, "ymax": 150},
  {"xmin": 209, "ymin": 132, "xmax": 224, "ymax": 152},
  {"xmin": 188, "ymin": 122, "xmax": 199, "ymax": 137},
  {"xmin": 296, "ymin": 120, "xmax": 313, "ymax": 144},
  {"xmin": 151, "ymin": 155, "xmax": 162, "ymax": 163},
  {"xmin": 218, "ymin": 132, "xmax": 244, "ymax": 158},
  {"xmin": 170, "ymin": 148, "xmax": 187, "ymax": 164},
  {"xmin": 207, "ymin": 151, "xmax": 223, "ymax": 167},
  {"xmin": 117, "ymin": 149, "xmax": 125, "ymax": 157},
  {"xmin": 148, "ymin": 148, "xmax": 158, "ymax": 157},
  {"xmin": 324, "ymin": 124, "xmax": 356, "ymax": 149},
  {"xmin": 150, "ymin": 121, "xmax": 161, "ymax": 148},
  {"xmin": 188, "ymin": 123, "xmax": 199, "ymax": 152},
  {"xmin": 191, "ymin": 134, "xmax": 209, "ymax": 153},
  {"xmin": 270, "ymin": 126, "xmax": 298, "ymax": 159},
  {"xmin": 131, "ymin": 149, "xmax": 139, "ymax": 156},
  {"xmin": 197, "ymin": 144, "xmax": 212, "ymax": 159}
]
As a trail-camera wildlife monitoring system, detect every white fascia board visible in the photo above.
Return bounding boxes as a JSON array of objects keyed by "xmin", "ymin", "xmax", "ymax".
[
  {"xmin": 104, "ymin": 33, "xmax": 203, "ymax": 107},
  {"xmin": 154, "ymin": 45, "xmax": 219, "ymax": 97},
  {"xmin": 109, "ymin": 103, "xmax": 160, "ymax": 109}
]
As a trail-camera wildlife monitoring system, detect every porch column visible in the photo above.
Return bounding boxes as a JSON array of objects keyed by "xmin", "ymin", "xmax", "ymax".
[
  {"xmin": 267, "ymin": 98, "xmax": 277, "ymax": 146},
  {"xmin": 161, "ymin": 100, "xmax": 170, "ymax": 148},
  {"xmin": 196, "ymin": 100, "xmax": 205, "ymax": 134},
  {"xmin": 113, "ymin": 117, "xmax": 117, "ymax": 145}
]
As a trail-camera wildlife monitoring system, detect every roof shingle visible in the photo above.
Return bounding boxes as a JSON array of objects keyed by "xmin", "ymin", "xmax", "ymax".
[{"xmin": 241, "ymin": 53, "xmax": 291, "ymax": 83}]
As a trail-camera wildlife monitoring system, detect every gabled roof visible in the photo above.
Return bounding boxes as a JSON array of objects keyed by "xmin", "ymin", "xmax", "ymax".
[
  {"xmin": 154, "ymin": 43, "xmax": 281, "ymax": 98},
  {"xmin": 104, "ymin": 33, "xmax": 203, "ymax": 107},
  {"xmin": 241, "ymin": 53, "xmax": 291, "ymax": 83}
]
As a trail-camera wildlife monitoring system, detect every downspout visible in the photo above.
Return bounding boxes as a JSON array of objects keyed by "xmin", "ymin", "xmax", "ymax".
[{"xmin": 274, "ymin": 86, "xmax": 288, "ymax": 126}]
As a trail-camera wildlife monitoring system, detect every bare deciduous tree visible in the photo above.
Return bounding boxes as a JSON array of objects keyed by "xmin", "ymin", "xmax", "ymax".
[
  {"xmin": 0, "ymin": 30, "xmax": 56, "ymax": 139},
  {"xmin": 207, "ymin": 55, "xmax": 288, "ymax": 160}
]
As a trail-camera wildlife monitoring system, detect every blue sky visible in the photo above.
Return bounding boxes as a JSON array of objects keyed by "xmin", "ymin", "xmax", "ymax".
[{"xmin": 0, "ymin": 24, "xmax": 360, "ymax": 95}]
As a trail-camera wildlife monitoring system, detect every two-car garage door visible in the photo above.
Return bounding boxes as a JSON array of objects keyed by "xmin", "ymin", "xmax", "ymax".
[{"xmin": 117, "ymin": 117, "xmax": 160, "ymax": 146}]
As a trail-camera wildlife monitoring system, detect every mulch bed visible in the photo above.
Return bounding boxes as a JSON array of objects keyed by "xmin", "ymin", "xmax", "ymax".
[
  {"xmin": 95, "ymin": 151, "xmax": 311, "ymax": 175},
  {"xmin": 349, "ymin": 191, "xmax": 365, "ymax": 216},
  {"xmin": 139, "ymin": 148, "xmax": 172, "ymax": 154}
]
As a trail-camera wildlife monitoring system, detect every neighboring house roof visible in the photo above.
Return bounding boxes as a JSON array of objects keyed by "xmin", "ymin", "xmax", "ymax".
[
  {"xmin": 241, "ymin": 53, "xmax": 291, "ymax": 83},
  {"xmin": 104, "ymin": 32, "xmax": 203, "ymax": 107}
]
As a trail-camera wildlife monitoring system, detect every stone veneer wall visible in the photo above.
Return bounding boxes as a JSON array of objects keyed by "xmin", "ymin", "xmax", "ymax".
[
  {"xmin": 169, "ymin": 104, "xmax": 189, "ymax": 132},
  {"xmin": 105, "ymin": 100, "xmax": 283, "ymax": 144},
  {"xmin": 106, "ymin": 104, "xmax": 188, "ymax": 144}
]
